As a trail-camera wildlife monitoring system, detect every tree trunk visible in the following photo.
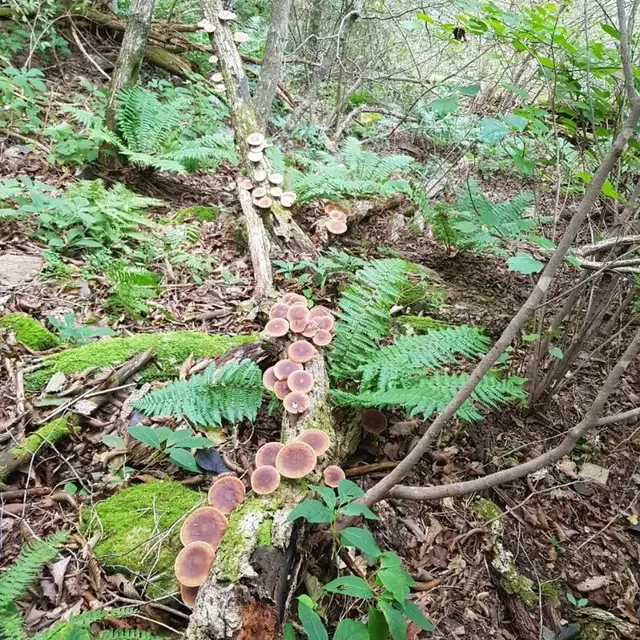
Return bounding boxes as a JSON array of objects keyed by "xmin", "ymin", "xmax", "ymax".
[
  {"xmin": 254, "ymin": 0, "xmax": 294, "ymax": 130},
  {"xmin": 104, "ymin": 0, "xmax": 157, "ymax": 132}
]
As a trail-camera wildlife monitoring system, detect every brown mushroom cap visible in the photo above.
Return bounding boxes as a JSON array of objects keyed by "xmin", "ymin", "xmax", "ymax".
[
  {"xmin": 262, "ymin": 366, "xmax": 277, "ymax": 391},
  {"xmin": 328, "ymin": 210, "xmax": 347, "ymax": 222},
  {"xmin": 301, "ymin": 320, "xmax": 319, "ymax": 338},
  {"xmin": 361, "ymin": 408, "xmax": 388, "ymax": 435},
  {"xmin": 309, "ymin": 306, "xmax": 332, "ymax": 319},
  {"xmin": 256, "ymin": 196, "xmax": 273, "ymax": 208},
  {"xmin": 238, "ymin": 177, "xmax": 253, "ymax": 190},
  {"xmin": 233, "ymin": 31, "xmax": 250, "ymax": 43},
  {"xmin": 326, "ymin": 219, "xmax": 348, "ymax": 234},
  {"xmin": 324, "ymin": 202, "xmax": 350, "ymax": 216},
  {"xmin": 270, "ymin": 187, "xmax": 283, "ymax": 198},
  {"xmin": 269, "ymin": 302, "xmax": 290, "ymax": 319},
  {"xmin": 273, "ymin": 359, "xmax": 303, "ymax": 380},
  {"xmin": 282, "ymin": 292, "xmax": 307, "ymax": 306},
  {"xmin": 296, "ymin": 429, "xmax": 330, "ymax": 455},
  {"xmin": 287, "ymin": 304, "xmax": 310, "ymax": 323},
  {"xmin": 283, "ymin": 391, "xmax": 311, "ymax": 414},
  {"xmin": 180, "ymin": 583, "xmax": 199, "ymax": 608},
  {"xmin": 287, "ymin": 370, "xmax": 314, "ymax": 394},
  {"xmin": 218, "ymin": 9, "xmax": 237, "ymax": 20},
  {"xmin": 208, "ymin": 476, "xmax": 246, "ymax": 513},
  {"xmin": 288, "ymin": 340, "xmax": 316, "ymax": 363},
  {"xmin": 251, "ymin": 465, "xmax": 281, "ymax": 495},
  {"xmin": 208, "ymin": 54, "xmax": 219, "ymax": 63},
  {"xmin": 273, "ymin": 379, "xmax": 291, "ymax": 400},
  {"xmin": 289, "ymin": 318, "xmax": 308, "ymax": 333},
  {"xmin": 255, "ymin": 442, "xmax": 285, "ymax": 467},
  {"xmin": 246, "ymin": 133, "xmax": 265, "ymax": 147},
  {"xmin": 280, "ymin": 192, "xmax": 296, "ymax": 207},
  {"xmin": 264, "ymin": 318, "xmax": 289, "ymax": 337},
  {"xmin": 315, "ymin": 315, "xmax": 334, "ymax": 331},
  {"xmin": 174, "ymin": 541, "xmax": 215, "ymax": 587},
  {"xmin": 323, "ymin": 465, "xmax": 346, "ymax": 488},
  {"xmin": 269, "ymin": 173, "xmax": 284, "ymax": 185},
  {"xmin": 252, "ymin": 186, "xmax": 267, "ymax": 199},
  {"xmin": 312, "ymin": 330, "xmax": 332, "ymax": 346},
  {"xmin": 275, "ymin": 442, "xmax": 317, "ymax": 478},
  {"xmin": 254, "ymin": 169, "xmax": 267, "ymax": 182},
  {"xmin": 180, "ymin": 507, "xmax": 228, "ymax": 549},
  {"xmin": 248, "ymin": 151, "xmax": 263, "ymax": 163}
]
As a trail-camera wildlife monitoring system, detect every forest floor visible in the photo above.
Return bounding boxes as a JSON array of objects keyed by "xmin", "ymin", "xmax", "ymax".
[{"xmin": 1, "ymin": 50, "xmax": 640, "ymax": 640}]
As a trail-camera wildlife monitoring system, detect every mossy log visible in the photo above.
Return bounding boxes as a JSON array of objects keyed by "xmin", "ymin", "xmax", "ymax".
[
  {"xmin": 187, "ymin": 340, "xmax": 360, "ymax": 640},
  {"xmin": 0, "ymin": 312, "xmax": 59, "ymax": 351}
]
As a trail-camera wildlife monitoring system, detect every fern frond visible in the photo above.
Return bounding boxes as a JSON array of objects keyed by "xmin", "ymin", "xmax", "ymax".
[
  {"xmin": 0, "ymin": 604, "xmax": 28, "ymax": 640},
  {"xmin": 35, "ymin": 608, "xmax": 137, "ymax": 640},
  {"xmin": 134, "ymin": 359, "xmax": 263, "ymax": 427},
  {"xmin": 100, "ymin": 630, "xmax": 164, "ymax": 640}
]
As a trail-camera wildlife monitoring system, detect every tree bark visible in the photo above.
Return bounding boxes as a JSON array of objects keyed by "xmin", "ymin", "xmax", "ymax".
[
  {"xmin": 254, "ymin": 0, "xmax": 293, "ymax": 130},
  {"xmin": 104, "ymin": 0, "xmax": 157, "ymax": 132}
]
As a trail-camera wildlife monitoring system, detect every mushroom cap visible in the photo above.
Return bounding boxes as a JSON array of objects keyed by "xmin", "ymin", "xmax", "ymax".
[
  {"xmin": 262, "ymin": 366, "xmax": 277, "ymax": 391},
  {"xmin": 197, "ymin": 18, "xmax": 209, "ymax": 27},
  {"xmin": 289, "ymin": 318, "xmax": 308, "ymax": 333},
  {"xmin": 301, "ymin": 320, "xmax": 319, "ymax": 338},
  {"xmin": 273, "ymin": 379, "xmax": 290, "ymax": 400},
  {"xmin": 296, "ymin": 429, "xmax": 330, "ymax": 455},
  {"xmin": 255, "ymin": 196, "xmax": 273, "ymax": 209},
  {"xmin": 323, "ymin": 465, "xmax": 346, "ymax": 488},
  {"xmin": 250, "ymin": 143, "xmax": 266, "ymax": 153},
  {"xmin": 324, "ymin": 202, "xmax": 350, "ymax": 216},
  {"xmin": 174, "ymin": 541, "xmax": 215, "ymax": 587},
  {"xmin": 280, "ymin": 197, "xmax": 294, "ymax": 208},
  {"xmin": 287, "ymin": 370, "xmax": 314, "ymax": 394},
  {"xmin": 255, "ymin": 442, "xmax": 285, "ymax": 467},
  {"xmin": 210, "ymin": 72, "xmax": 223, "ymax": 83},
  {"xmin": 269, "ymin": 302, "xmax": 290, "ymax": 319},
  {"xmin": 208, "ymin": 55, "xmax": 218, "ymax": 63},
  {"xmin": 328, "ymin": 210, "xmax": 347, "ymax": 222},
  {"xmin": 312, "ymin": 330, "xmax": 332, "ymax": 346},
  {"xmin": 248, "ymin": 151, "xmax": 263, "ymax": 163},
  {"xmin": 282, "ymin": 292, "xmax": 307, "ymax": 306},
  {"xmin": 233, "ymin": 31, "xmax": 250, "ymax": 43},
  {"xmin": 214, "ymin": 84, "xmax": 226, "ymax": 92},
  {"xmin": 283, "ymin": 391, "xmax": 311, "ymax": 414},
  {"xmin": 326, "ymin": 219, "xmax": 348, "ymax": 234},
  {"xmin": 180, "ymin": 507, "xmax": 228, "ymax": 549},
  {"xmin": 218, "ymin": 9, "xmax": 237, "ymax": 20},
  {"xmin": 252, "ymin": 186, "xmax": 267, "ymax": 199},
  {"xmin": 269, "ymin": 173, "xmax": 284, "ymax": 185},
  {"xmin": 281, "ymin": 191, "xmax": 297, "ymax": 204},
  {"xmin": 200, "ymin": 19, "xmax": 216, "ymax": 32},
  {"xmin": 275, "ymin": 442, "xmax": 317, "ymax": 478},
  {"xmin": 180, "ymin": 583, "xmax": 199, "ymax": 608},
  {"xmin": 361, "ymin": 408, "xmax": 388, "ymax": 435},
  {"xmin": 238, "ymin": 178, "xmax": 253, "ymax": 190},
  {"xmin": 254, "ymin": 169, "xmax": 267, "ymax": 182},
  {"xmin": 287, "ymin": 304, "xmax": 310, "ymax": 323},
  {"xmin": 264, "ymin": 318, "xmax": 289, "ymax": 337},
  {"xmin": 208, "ymin": 476, "xmax": 246, "ymax": 513},
  {"xmin": 270, "ymin": 186, "xmax": 283, "ymax": 198},
  {"xmin": 315, "ymin": 315, "xmax": 334, "ymax": 331},
  {"xmin": 273, "ymin": 359, "xmax": 303, "ymax": 380},
  {"xmin": 251, "ymin": 465, "xmax": 281, "ymax": 495},
  {"xmin": 309, "ymin": 306, "xmax": 332, "ymax": 319},
  {"xmin": 288, "ymin": 340, "xmax": 316, "ymax": 363}
]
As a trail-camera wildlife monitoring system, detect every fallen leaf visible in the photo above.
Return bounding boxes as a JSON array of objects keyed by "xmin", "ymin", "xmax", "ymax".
[
  {"xmin": 575, "ymin": 575, "xmax": 611, "ymax": 592},
  {"xmin": 579, "ymin": 463, "xmax": 609, "ymax": 487},
  {"xmin": 45, "ymin": 372, "xmax": 67, "ymax": 394},
  {"xmin": 49, "ymin": 556, "xmax": 71, "ymax": 604},
  {"xmin": 556, "ymin": 458, "xmax": 578, "ymax": 478}
]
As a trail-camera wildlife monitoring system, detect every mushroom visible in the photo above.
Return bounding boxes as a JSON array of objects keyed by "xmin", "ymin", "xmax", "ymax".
[
  {"xmin": 238, "ymin": 178, "xmax": 253, "ymax": 190},
  {"xmin": 255, "ymin": 196, "xmax": 273, "ymax": 209},
  {"xmin": 248, "ymin": 151, "xmax": 263, "ymax": 163},
  {"xmin": 214, "ymin": 84, "xmax": 226, "ymax": 93},
  {"xmin": 252, "ymin": 186, "xmax": 268, "ymax": 199},
  {"xmin": 283, "ymin": 391, "xmax": 311, "ymax": 414},
  {"xmin": 262, "ymin": 366, "xmax": 277, "ymax": 391},
  {"xmin": 269, "ymin": 173, "xmax": 284, "ymax": 185},
  {"xmin": 361, "ymin": 408, "xmax": 388, "ymax": 435},
  {"xmin": 280, "ymin": 192, "xmax": 296, "ymax": 207},
  {"xmin": 315, "ymin": 315, "xmax": 334, "ymax": 331},
  {"xmin": 199, "ymin": 19, "xmax": 216, "ymax": 32},
  {"xmin": 180, "ymin": 583, "xmax": 199, "ymax": 608},
  {"xmin": 275, "ymin": 442, "xmax": 317, "ymax": 478},
  {"xmin": 250, "ymin": 143, "xmax": 266, "ymax": 153},
  {"xmin": 208, "ymin": 55, "xmax": 218, "ymax": 64},
  {"xmin": 296, "ymin": 429, "xmax": 330, "ymax": 455},
  {"xmin": 255, "ymin": 442, "xmax": 285, "ymax": 467},
  {"xmin": 301, "ymin": 320, "xmax": 319, "ymax": 338},
  {"xmin": 323, "ymin": 465, "xmax": 346, "ymax": 488},
  {"xmin": 180, "ymin": 507, "xmax": 228, "ymax": 549},
  {"xmin": 270, "ymin": 187, "xmax": 283, "ymax": 198},
  {"xmin": 218, "ymin": 9, "xmax": 237, "ymax": 20},
  {"xmin": 273, "ymin": 379, "xmax": 290, "ymax": 400},
  {"xmin": 287, "ymin": 303, "xmax": 310, "ymax": 324},
  {"xmin": 264, "ymin": 318, "xmax": 289, "ymax": 337},
  {"xmin": 287, "ymin": 370, "xmax": 314, "ymax": 394},
  {"xmin": 273, "ymin": 359, "xmax": 303, "ymax": 380},
  {"xmin": 309, "ymin": 306, "xmax": 332, "ymax": 319},
  {"xmin": 254, "ymin": 169, "xmax": 267, "ymax": 182},
  {"xmin": 312, "ymin": 330, "xmax": 332, "ymax": 346},
  {"xmin": 282, "ymin": 292, "xmax": 307, "ymax": 306},
  {"xmin": 197, "ymin": 18, "xmax": 209, "ymax": 27},
  {"xmin": 210, "ymin": 72, "xmax": 223, "ymax": 83},
  {"xmin": 269, "ymin": 302, "xmax": 290, "ymax": 319},
  {"xmin": 233, "ymin": 31, "xmax": 250, "ymax": 43},
  {"xmin": 328, "ymin": 210, "xmax": 347, "ymax": 222},
  {"xmin": 326, "ymin": 219, "xmax": 348, "ymax": 234},
  {"xmin": 208, "ymin": 476, "xmax": 246, "ymax": 513},
  {"xmin": 324, "ymin": 202, "xmax": 350, "ymax": 216},
  {"xmin": 251, "ymin": 465, "xmax": 281, "ymax": 495},
  {"xmin": 174, "ymin": 541, "xmax": 215, "ymax": 587},
  {"xmin": 289, "ymin": 318, "xmax": 308, "ymax": 333},
  {"xmin": 288, "ymin": 340, "xmax": 316, "ymax": 363}
]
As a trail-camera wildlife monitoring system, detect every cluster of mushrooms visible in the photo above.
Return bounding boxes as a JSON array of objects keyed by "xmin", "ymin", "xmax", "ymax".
[{"xmin": 323, "ymin": 202, "xmax": 352, "ymax": 235}]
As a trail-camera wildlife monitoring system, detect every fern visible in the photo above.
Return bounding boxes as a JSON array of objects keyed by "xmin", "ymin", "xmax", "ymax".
[
  {"xmin": 99, "ymin": 631, "xmax": 164, "ymax": 640},
  {"xmin": 105, "ymin": 264, "xmax": 162, "ymax": 319},
  {"xmin": 134, "ymin": 359, "xmax": 264, "ymax": 427}
]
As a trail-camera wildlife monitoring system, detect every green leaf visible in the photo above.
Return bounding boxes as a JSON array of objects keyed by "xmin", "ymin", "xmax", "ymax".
[
  {"xmin": 504, "ymin": 114, "xmax": 528, "ymax": 131},
  {"xmin": 507, "ymin": 253, "xmax": 544, "ymax": 275},
  {"xmin": 165, "ymin": 428, "xmax": 193, "ymax": 447},
  {"xmin": 333, "ymin": 619, "xmax": 369, "ymax": 640},
  {"xmin": 379, "ymin": 552, "xmax": 402, "ymax": 568},
  {"xmin": 298, "ymin": 600, "xmax": 328, "ymax": 640},
  {"xmin": 287, "ymin": 500, "xmax": 335, "ymax": 524},
  {"xmin": 566, "ymin": 593, "xmax": 577, "ymax": 606},
  {"xmin": 367, "ymin": 606, "xmax": 389, "ymax": 640},
  {"xmin": 338, "ymin": 479, "xmax": 364, "ymax": 505},
  {"xmin": 323, "ymin": 576, "xmax": 373, "ymax": 599},
  {"xmin": 378, "ymin": 601, "xmax": 406, "ymax": 640},
  {"xmin": 459, "ymin": 83, "xmax": 481, "ymax": 96},
  {"xmin": 340, "ymin": 527, "xmax": 381, "ymax": 557},
  {"xmin": 284, "ymin": 622, "xmax": 296, "ymax": 640},
  {"xmin": 167, "ymin": 448, "xmax": 199, "ymax": 472},
  {"xmin": 601, "ymin": 24, "xmax": 620, "ymax": 39},
  {"xmin": 338, "ymin": 503, "xmax": 379, "ymax": 520},
  {"xmin": 310, "ymin": 485, "xmax": 337, "ymax": 510},
  {"xmin": 479, "ymin": 118, "xmax": 509, "ymax": 142},
  {"xmin": 126, "ymin": 425, "xmax": 161, "ymax": 449},
  {"xmin": 521, "ymin": 333, "xmax": 539, "ymax": 342},
  {"xmin": 397, "ymin": 600, "xmax": 435, "ymax": 631},
  {"xmin": 529, "ymin": 235, "xmax": 555, "ymax": 249},
  {"xmin": 548, "ymin": 347, "xmax": 563, "ymax": 359},
  {"xmin": 63, "ymin": 482, "xmax": 77, "ymax": 495},
  {"xmin": 101, "ymin": 434, "xmax": 125, "ymax": 448},
  {"xmin": 299, "ymin": 595, "xmax": 315, "ymax": 609},
  {"xmin": 430, "ymin": 97, "xmax": 458, "ymax": 116},
  {"xmin": 601, "ymin": 180, "xmax": 619, "ymax": 199},
  {"xmin": 566, "ymin": 254, "xmax": 582, "ymax": 269},
  {"xmin": 154, "ymin": 427, "xmax": 174, "ymax": 443},
  {"xmin": 378, "ymin": 568, "xmax": 410, "ymax": 603},
  {"xmin": 578, "ymin": 598, "xmax": 588, "ymax": 607}
]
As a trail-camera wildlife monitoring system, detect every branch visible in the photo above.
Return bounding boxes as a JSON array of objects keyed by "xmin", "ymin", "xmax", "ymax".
[
  {"xmin": 617, "ymin": 0, "xmax": 639, "ymax": 103},
  {"xmin": 388, "ymin": 327, "xmax": 640, "ymax": 501},
  {"xmin": 575, "ymin": 235, "xmax": 640, "ymax": 256}
]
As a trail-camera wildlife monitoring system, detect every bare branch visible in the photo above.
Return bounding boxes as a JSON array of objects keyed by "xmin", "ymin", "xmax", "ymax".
[{"xmin": 617, "ymin": 0, "xmax": 639, "ymax": 103}]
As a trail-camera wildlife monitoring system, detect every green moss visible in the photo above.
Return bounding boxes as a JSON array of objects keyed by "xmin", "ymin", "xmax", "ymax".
[
  {"xmin": 80, "ymin": 480, "xmax": 202, "ymax": 594},
  {"xmin": 396, "ymin": 315, "xmax": 451, "ymax": 334},
  {"xmin": 10, "ymin": 417, "xmax": 72, "ymax": 457},
  {"xmin": 541, "ymin": 582, "xmax": 559, "ymax": 599},
  {"xmin": 257, "ymin": 519, "xmax": 272, "ymax": 547},
  {"xmin": 0, "ymin": 313, "xmax": 59, "ymax": 350},
  {"xmin": 501, "ymin": 564, "xmax": 537, "ymax": 607},
  {"xmin": 26, "ymin": 331, "xmax": 257, "ymax": 391},
  {"xmin": 174, "ymin": 205, "xmax": 218, "ymax": 223},
  {"xmin": 474, "ymin": 498, "xmax": 502, "ymax": 522}
]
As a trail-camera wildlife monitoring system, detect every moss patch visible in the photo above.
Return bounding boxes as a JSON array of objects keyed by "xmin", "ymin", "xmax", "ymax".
[
  {"xmin": 174, "ymin": 205, "xmax": 218, "ymax": 223},
  {"xmin": 10, "ymin": 417, "xmax": 72, "ymax": 457},
  {"xmin": 80, "ymin": 480, "xmax": 202, "ymax": 595},
  {"xmin": 257, "ymin": 519, "xmax": 272, "ymax": 547},
  {"xmin": 0, "ymin": 313, "xmax": 59, "ymax": 350},
  {"xmin": 396, "ymin": 315, "xmax": 450, "ymax": 334},
  {"xmin": 26, "ymin": 331, "xmax": 257, "ymax": 390},
  {"xmin": 474, "ymin": 498, "xmax": 502, "ymax": 522}
]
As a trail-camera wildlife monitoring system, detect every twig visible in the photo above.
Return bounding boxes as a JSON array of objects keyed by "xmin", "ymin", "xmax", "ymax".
[
  {"xmin": 345, "ymin": 461, "xmax": 398, "ymax": 477},
  {"xmin": 68, "ymin": 18, "xmax": 110, "ymax": 79}
]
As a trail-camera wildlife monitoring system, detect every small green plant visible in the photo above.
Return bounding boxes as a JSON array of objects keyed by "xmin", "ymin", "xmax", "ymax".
[
  {"xmin": 47, "ymin": 313, "xmax": 115, "ymax": 345},
  {"xmin": 566, "ymin": 593, "xmax": 588, "ymax": 608},
  {"xmin": 105, "ymin": 264, "xmax": 162, "ymax": 318},
  {"xmin": 43, "ymin": 123, "xmax": 99, "ymax": 166},
  {"xmin": 286, "ymin": 480, "xmax": 435, "ymax": 639},
  {"xmin": 126, "ymin": 425, "xmax": 211, "ymax": 472},
  {"xmin": 0, "ymin": 66, "xmax": 46, "ymax": 133}
]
